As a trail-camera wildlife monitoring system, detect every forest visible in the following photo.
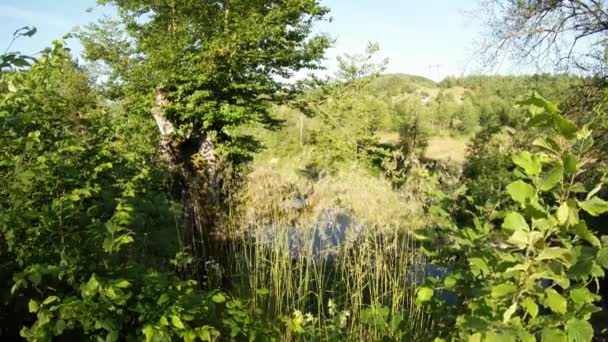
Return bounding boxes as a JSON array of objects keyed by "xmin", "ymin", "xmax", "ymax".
[{"xmin": 1, "ymin": 0, "xmax": 608, "ymax": 341}]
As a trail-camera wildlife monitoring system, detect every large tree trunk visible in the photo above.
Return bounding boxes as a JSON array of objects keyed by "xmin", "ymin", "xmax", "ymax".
[{"xmin": 153, "ymin": 88, "xmax": 219, "ymax": 277}]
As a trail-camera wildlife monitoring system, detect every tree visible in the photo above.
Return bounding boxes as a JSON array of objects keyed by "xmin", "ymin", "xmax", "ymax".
[
  {"xmin": 81, "ymin": 0, "xmax": 332, "ymax": 260},
  {"xmin": 479, "ymin": 0, "xmax": 608, "ymax": 74}
]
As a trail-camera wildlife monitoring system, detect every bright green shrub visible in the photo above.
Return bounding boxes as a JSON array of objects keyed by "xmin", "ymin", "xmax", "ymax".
[{"xmin": 418, "ymin": 94, "xmax": 608, "ymax": 341}]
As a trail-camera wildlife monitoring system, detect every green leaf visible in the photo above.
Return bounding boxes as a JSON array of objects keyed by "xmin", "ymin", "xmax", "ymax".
[
  {"xmin": 507, "ymin": 180, "xmax": 536, "ymax": 205},
  {"xmin": 569, "ymin": 287, "xmax": 594, "ymax": 305},
  {"xmin": 28, "ymin": 299, "xmax": 39, "ymax": 313},
  {"xmin": 565, "ymin": 319, "xmax": 593, "ymax": 342},
  {"xmin": 553, "ymin": 115, "xmax": 578, "ymax": 139},
  {"xmin": 503, "ymin": 302, "xmax": 517, "ymax": 323},
  {"xmin": 143, "ymin": 325, "xmax": 155, "ymax": 342},
  {"xmin": 81, "ymin": 275, "xmax": 100, "ymax": 297},
  {"xmin": 508, "ymin": 230, "xmax": 531, "ymax": 249},
  {"xmin": 512, "ymin": 151, "xmax": 542, "ymax": 177},
  {"xmin": 211, "ymin": 292, "xmax": 226, "ymax": 303},
  {"xmin": 522, "ymin": 297, "xmax": 538, "ymax": 318},
  {"xmin": 102, "ymin": 238, "xmax": 113, "ymax": 253},
  {"xmin": 502, "ymin": 212, "xmax": 529, "ymax": 232},
  {"xmin": 542, "ymin": 328, "xmax": 566, "ymax": 342},
  {"xmin": 537, "ymin": 247, "xmax": 574, "ymax": 266},
  {"xmin": 491, "ymin": 283, "xmax": 517, "ymax": 298},
  {"xmin": 597, "ymin": 247, "xmax": 608, "ymax": 268},
  {"xmin": 114, "ymin": 280, "xmax": 131, "ymax": 288},
  {"xmin": 545, "ymin": 289, "xmax": 567, "ymax": 314},
  {"xmin": 171, "ymin": 315, "xmax": 185, "ymax": 329},
  {"xmin": 533, "ymin": 137, "xmax": 560, "ymax": 154},
  {"xmin": 574, "ymin": 223, "xmax": 601, "ymax": 247},
  {"xmin": 577, "ymin": 197, "xmax": 608, "ymax": 217},
  {"xmin": 416, "ymin": 287, "xmax": 433, "ymax": 304},
  {"xmin": 557, "ymin": 202, "xmax": 570, "ymax": 225},
  {"xmin": 106, "ymin": 330, "xmax": 119, "ymax": 342},
  {"xmin": 540, "ymin": 164, "xmax": 563, "ymax": 191},
  {"xmin": 568, "ymin": 259, "xmax": 594, "ymax": 279},
  {"xmin": 444, "ymin": 276, "xmax": 457, "ymax": 290},
  {"xmin": 563, "ymin": 153, "xmax": 577, "ymax": 176},
  {"xmin": 42, "ymin": 296, "xmax": 58, "ymax": 305},
  {"xmin": 469, "ymin": 257, "xmax": 490, "ymax": 276}
]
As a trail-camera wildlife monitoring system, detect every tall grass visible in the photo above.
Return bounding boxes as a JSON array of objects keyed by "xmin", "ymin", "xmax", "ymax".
[
  {"xmin": 225, "ymin": 219, "xmax": 434, "ymax": 340},
  {"xmin": 219, "ymin": 162, "xmax": 437, "ymax": 340}
]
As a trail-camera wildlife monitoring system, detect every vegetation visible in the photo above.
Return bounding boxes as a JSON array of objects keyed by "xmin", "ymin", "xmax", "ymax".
[{"xmin": 1, "ymin": 0, "xmax": 608, "ymax": 341}]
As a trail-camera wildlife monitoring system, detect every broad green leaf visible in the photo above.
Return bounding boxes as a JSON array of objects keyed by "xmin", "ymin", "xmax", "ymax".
[
  {"xmin": 416, "ymin": 287, "xmax": 433, "ymax": 304},
  {"xmin": 502, "ymin": 212, "xmax": 529, "ymax": 232},
  {"xmin": 568, "ymin": 260, "xmax": 594, "ymax": 279},
  {"xmin": 577, "ymin": 197, "xmax": 608, "ymax": 217},
  {"xmin": 565, "ymin": 319, "xmax": 593, "ymax": 342},
  {"xmin": 171, "ymin": 315, "xmax": 185, "ymax": 329},
  {"xmin": 540, "ymin": 164, "xmax": 563, "ymax": 191},
  {"xmin": 522, "ymin": 297, "xmax": 538, "ymax": 318},
  {"xmin": 469, "ymin": 257, "xmax": 490, "ymax": 276},
  {"xmin": 183, "ymin": 331, "xmax": 197, "ymax": 342},
  {"xmin": 542, "ymin": 328, "xmax": 566, "ymax": 342},
  {"xmin": 563, "ymin": 153, "xmax": 577, "ymax": 176},
  {"xmin": 574, "ymin": 223, "xmax": 601, "ymax": 247},
  {"xmin": 553, "ymin": 115, "xmax": 578, "ymax": 139},
  {"xmin": 512, "ymin": 151, "xmax": 542, "ymax": 177},
  {"xmin": 197, "ymin": 328, "xmax": 212, "ymax": 342},
  {"xmin": 569, "ymin": 287, "xmax": 594, "ymax": 305},
  {"xmin": 519, "ymin": 92, "xmax": 560, "ymax": 115},
  {"xmin": 81, "ymin": 275, "xmax": 100, "ymax": 296},
  {"xmin": 444, "ymin": 276, "xmax": 457, "ymax": 290},
  {"xmin": 106, "ymin": 330, "xmax": 119, "ymax": 342},
  {"xmin": 545, "ymin": 289, "xmax": 567, "ymax": 314},
  {"xmin": 142, "ymin": 325, "xmax": 155, "ymax": 342},
  {"xmin": 533, "ymin": 137, "xmax": 560, "ymax": 154},
  {"xmin": 537, "ymin": 247, "xmax": 573, "ymax": 266},
  {"xmin": 28, "ymin": 299, "xmax": 39, "ymax": 313},
  {"xmin": 507, "ymin": 180, "xmax": 536, "ymax": 205},
  {"xmin": 211, "ymin": 292, "xmax": 226, "ymax": 303},
  {"xmin": 491, "ymin": 283, "xmax": 517, "ymax": 298},
  {"xmin": 557, "ymin": 202, "xmax": 570, "ymax": 225},
  {"xmin": 102, "ymin": 238, "xmax": 113, "ymax": 253},
  {"xmin": 508, "ymin": 230, "xmax": 532, "ymax": 249},
  {"xmin": 468, "ymin": 333, "xmax": 482, "ymax": 342},
  {"xmin": 531, "ymin": 270, "xmax": 571, "ymax": 289}
]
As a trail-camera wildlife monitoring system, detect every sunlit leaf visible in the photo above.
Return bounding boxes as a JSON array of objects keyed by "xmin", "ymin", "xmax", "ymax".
[{"xmin": 545, "ymin": 289, "xmax": 567, "ymax": 314}]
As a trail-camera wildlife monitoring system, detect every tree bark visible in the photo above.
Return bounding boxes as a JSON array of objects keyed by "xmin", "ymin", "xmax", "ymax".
[{"xmin": 153, "ymin": 88, "xmax": 220, "ymax": 277}]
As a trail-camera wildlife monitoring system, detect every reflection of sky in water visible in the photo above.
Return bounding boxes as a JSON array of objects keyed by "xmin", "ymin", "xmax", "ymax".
[{"xmin": 254, "ymin": 208, "xmax": 364, "ymax": 259}]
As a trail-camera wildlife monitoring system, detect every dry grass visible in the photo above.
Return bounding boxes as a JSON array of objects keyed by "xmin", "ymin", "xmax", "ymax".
[
  {"xmin": 237, "ymin": 158, "xmax": 428, "ymax": 231},
  {"xmin": 424, "ymin": 135, "xmax": 470, "ymax": 164}
]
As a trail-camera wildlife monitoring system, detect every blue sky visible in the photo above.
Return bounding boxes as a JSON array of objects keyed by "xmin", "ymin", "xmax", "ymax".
[{"xmin": 0, "ymin": 0, "xmax": 484, "ymax": 80}]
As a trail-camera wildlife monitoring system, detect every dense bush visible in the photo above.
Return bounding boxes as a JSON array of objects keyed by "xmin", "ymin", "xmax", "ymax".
[{"xmin": 417, "ymin": 94, "xmax": 608, "ymax": 341}]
